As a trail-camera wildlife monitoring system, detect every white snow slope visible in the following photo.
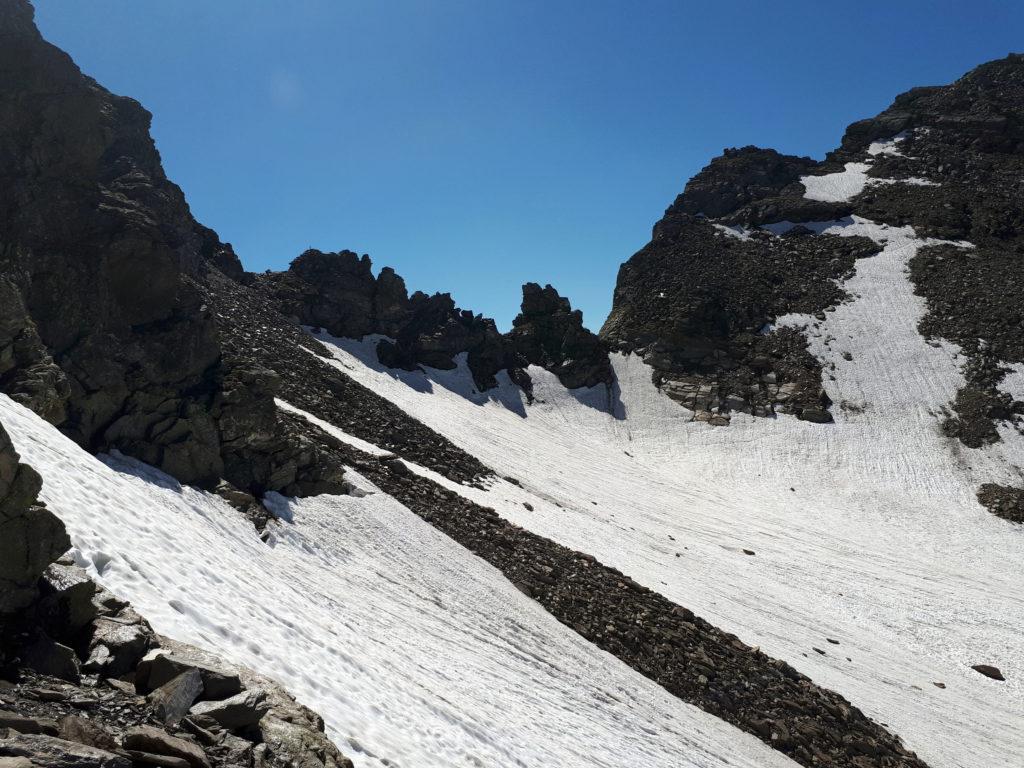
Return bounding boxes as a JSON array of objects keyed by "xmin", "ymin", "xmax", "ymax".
[
  {"xmin": 302, "ymin": 152, "xmax": 1024, "ymax": 768},
  {"xmin": 0, "ymin": 394, "xmax": 796, "ymax": 768}
]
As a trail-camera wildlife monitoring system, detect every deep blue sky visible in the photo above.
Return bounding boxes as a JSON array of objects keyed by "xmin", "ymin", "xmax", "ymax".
[{"xmin": 34, "ymin": 1, "xmax": 1023, "ymax": 330}]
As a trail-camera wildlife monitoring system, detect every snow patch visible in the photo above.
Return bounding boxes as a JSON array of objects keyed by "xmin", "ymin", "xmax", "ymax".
[{"xmin": 0, "ymin": 395, "xmax": 794, "ymax": 768}]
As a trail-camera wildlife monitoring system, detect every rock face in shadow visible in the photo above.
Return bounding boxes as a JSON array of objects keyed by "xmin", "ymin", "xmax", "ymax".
[
  {"xmin": 0, "ymin": 0, "xmax": 231, "ymax": 484},
  {"xmin": 508, "ymin": 283, "xmax": 612, "ymax": 390},
  {"xmin": 0, "ymin": 0, "xmax": 343, "ymax": 497},
  {"xmin": 264, "ymin": 253, "xmax": 614, "ymax": 394},
  {"xmin": 0, "ymin": 423, "xmax": 69, "ymax": 614}
]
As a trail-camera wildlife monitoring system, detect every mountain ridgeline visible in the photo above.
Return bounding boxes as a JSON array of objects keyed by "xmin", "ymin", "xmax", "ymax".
[{"xmin": 1, "ymin": 1, "xmax": 1023, "ymax": 766}]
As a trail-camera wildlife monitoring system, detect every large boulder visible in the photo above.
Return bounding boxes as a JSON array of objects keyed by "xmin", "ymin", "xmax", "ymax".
[
  {"xmin": 136, "ymin": 650, "xmax": 242, "ymax": 700},
  {"xmin": 189, "ymin": 688, "xmax": 269, "ymax": 730},
  {"xmin": 123, "ymin": 726, "xmax": 210, "ymax": 768},
  {"xmin": 0, "ymin": 423, "xmax": 69, "ymax": 614}
]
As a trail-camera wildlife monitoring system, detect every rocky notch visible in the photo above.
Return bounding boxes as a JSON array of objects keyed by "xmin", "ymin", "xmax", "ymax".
[{"xmin": 262, "ymin": 251, "xmax": 612, "ymax": 395}]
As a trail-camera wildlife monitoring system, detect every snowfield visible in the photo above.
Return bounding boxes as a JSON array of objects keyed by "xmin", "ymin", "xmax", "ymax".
[
  {"xmin": 301, "ymin": 160, "xmax": 1024, "ymax": 768},
  {"xmin": 0, "ymin": 394, "xmax": 797, "ymax": 768}
]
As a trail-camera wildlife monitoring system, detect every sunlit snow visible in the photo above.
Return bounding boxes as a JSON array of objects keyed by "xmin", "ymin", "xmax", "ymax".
[{"xmin": 0, "ymin": 395, "xmax": 796, "ymax": 768}]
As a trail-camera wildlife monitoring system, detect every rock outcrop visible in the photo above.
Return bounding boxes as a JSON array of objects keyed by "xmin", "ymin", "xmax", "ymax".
[
  {"xmin": 265, "ymin": 253, "xmax": 614, "ymax": 395},
  {"xmin": 0, "ymin": 424, "xmax": 68, "ymax": 614},
  {"xmin": 601, "ymin": 55, "xmax": 1024, "ymax": 431},
  {"xmin": 508, "ymin": 283, "xmax": 612, "ymax": 390},
  {"xmin": 602, "ymin": 216, "xmax": 877, "ymax": 423},
  {"xmin": 0, "ymin": 0, "xmax": 345, "ymax": 499}
]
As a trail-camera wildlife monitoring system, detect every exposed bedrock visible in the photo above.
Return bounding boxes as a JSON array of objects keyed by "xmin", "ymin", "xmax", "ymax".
[
  {"xmin": 0, "ymin": 0, "xmax": 342, "ymax": 497},
  {"xmin": 602, "ymin": 54, "xmax": 1024, "ymax": 430},
  {"xmin": 263, "ymin": 251, "xmax": 612, "ymax": 393},
  {"xmin": 0, "ymin": 422, "xmax": 69, "ymax": 615}
]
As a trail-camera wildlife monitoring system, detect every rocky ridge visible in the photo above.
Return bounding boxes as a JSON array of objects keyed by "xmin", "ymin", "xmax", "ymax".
[{"xmin": 262, "ymin": 249, "xmax": 611, "ymax": 395}]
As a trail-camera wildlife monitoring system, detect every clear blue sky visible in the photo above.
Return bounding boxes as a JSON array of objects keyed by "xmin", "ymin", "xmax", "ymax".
[{"xmin": 33, "ymin": 1, "xmax": 1024, "ymax": 331}]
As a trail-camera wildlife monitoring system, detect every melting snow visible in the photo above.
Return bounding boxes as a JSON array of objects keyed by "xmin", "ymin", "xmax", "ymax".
[
  {"xmin": 0, "ymin": 394, "xmax": 796, "ymax": 768},
  {"xmin": 308, "ymin": 214, "xmax": 1024, "ymax": 768}
]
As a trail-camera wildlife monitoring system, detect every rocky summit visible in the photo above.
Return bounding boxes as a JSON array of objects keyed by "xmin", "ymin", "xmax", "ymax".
[{"xmin": 0, "ymin": 2, "xmax": 1022, "ymax": 768}]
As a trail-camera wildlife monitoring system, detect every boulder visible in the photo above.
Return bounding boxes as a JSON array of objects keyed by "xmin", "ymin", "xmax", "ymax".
[
  {"xmin": 123, "ymin": 726, "xmax": 210, "ymax": 768},
  {"xmin": 35, "ymin": 563, "xmax": 98, "ymax": 637},
  {"xmin": 137, "ymin": 651, "xmax": 242, "ymax": 700},
  {"xmin": 0, "ymin": 425, "xmax": 70, "ymax": 614},
  {"xmin": 148, "ymin": 669, "xmax": 204, "ymax": 726},
  {"xmin": 189, "ymin": 688, "xmax": 269, "ymax": 729},
  {"xmin": 257, "ymin": 716, "xmax": 353, "ymax": 768},
  {"xmin": 82, "ymin": 613, "xmax": 153, "ymax": 678},
  {"xmin": 124, "ymin": 751, "xmax": 190, "ymax": 768},
  {"xmin": 57, "ymin": 716, "xmax": 118, "ymax": 752},
  {"xmin": 972, "ymin": 664, "xmax": 1005, "ymax": 681},
  {"xmin": 22, "ymin": 636, "xmax": 80, "ymax": 682},
  {"xmin": 0, "ymin": 734, "xmax": 130, "ymax": 768},
  {"xmin": 0, "ymin": 711, "xmax": 58, "ymax": 736}
]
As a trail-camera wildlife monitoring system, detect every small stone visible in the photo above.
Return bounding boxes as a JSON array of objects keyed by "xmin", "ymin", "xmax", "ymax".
[
  {"xmin": 971, "ymin": 664, "xmax": 1005, "ymax": 681},
  {"xmin": 742, "ymin": 549, "xmax": 755, "ymax": 556}
]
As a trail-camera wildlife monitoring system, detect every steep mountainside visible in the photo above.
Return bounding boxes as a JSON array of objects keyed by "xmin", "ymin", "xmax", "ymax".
[{"xmin": 0, "ymin": 3, "xmax": 1022, "ymax": 768}]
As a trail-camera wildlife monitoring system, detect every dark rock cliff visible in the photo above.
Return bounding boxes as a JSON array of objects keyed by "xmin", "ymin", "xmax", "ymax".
[{"xmin": 0, "ymin": 0, "xmax": 342, "ymax": 497}]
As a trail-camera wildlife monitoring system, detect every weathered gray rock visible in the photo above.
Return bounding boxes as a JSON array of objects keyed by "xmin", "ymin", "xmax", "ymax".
[
  {"xmin": 124, "ymin": 751, "xmax": 190, "ymax": 768},
  {"xmin": 0, "ymin": 710, "xmax": 57, "ymax": 736},
  {"xmin": 148, "ymin": 669, "xmax": 204, "ymax": 726},
  {"xmin": 35, "ymin": 562, "xmax": 98, "ymax": 637},
  {"xmin": 83, "ymin": 613, "xmax": 153, "ymax": 678},
  {"xmin": 257, "ymin": 716, "xmax": 353, "ymax": 768},
  {"xmin": 189, "ymin": 688, "xmax": 269, "ymax": 729},
  {"xmin": 57, "ymin": 716, "xmax": 118, "ymax": 752},
  {"xmin": 124, "ymin": 725, "xmax": 210, "ymax": 768},
  {"xmin": 0, "ymin": 733, "xmax": 130, "ymax": 768},
  {"xmin": 136, "ymin": 651, "xmax": 242, "ymax": 700}
]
